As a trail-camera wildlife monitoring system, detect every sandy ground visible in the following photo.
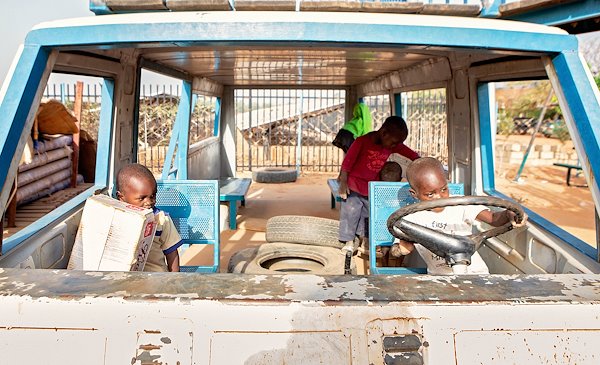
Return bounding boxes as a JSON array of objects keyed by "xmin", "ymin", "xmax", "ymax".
[
  {"xmin": 182, "ymin": 137, "xmax": 596, "ymax": 272},
  {"xmin": 495, "ymin": 135, "xmax": 595, "ymax": 246}
]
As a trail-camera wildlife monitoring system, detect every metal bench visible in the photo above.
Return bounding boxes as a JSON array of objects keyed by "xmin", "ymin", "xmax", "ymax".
[
  {"xmin": 368, "ymin": 181, "xmax": 464, "ymax": 275},
  {"xmin": 327, "ymin": 178, "xmax": 343, "ymax": 209},
  {"xmin": 553, "ymin": 162, "xmax": 583, "ymax": 186},
  {"xmin": 219, "ymin": 178, "xmax": 252, "ymax": 230},
  {"xmin": 156, "ymin": 180, "xmax": 220, "ymax": 273}
]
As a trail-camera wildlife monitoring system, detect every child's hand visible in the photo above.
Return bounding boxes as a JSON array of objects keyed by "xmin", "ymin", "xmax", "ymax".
[
  {"xmin": 507, "ymin": 210, "xmax": 528, "ymax": 228},
  {"xmin": 339, "ymin": 180, "xmax": 350, "ymax": 200},
  {"xmin": 390, "ymin": 240, "xmax": 414, "ymax": 257}
]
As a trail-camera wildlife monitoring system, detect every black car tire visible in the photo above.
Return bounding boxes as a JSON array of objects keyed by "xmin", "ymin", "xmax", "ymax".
[{"xmin": 252, "ymin": 168, "xmax": 297, "ymax": 183}]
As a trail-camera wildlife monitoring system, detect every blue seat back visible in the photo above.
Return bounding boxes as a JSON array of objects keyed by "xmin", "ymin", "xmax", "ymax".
[
  {"xmin": 156, "ymin": 180, "xmax": 220, "ymax": 273},
  {"xmin": 368, "ymin": 181, "xmax": 464, "ymax": 275}
]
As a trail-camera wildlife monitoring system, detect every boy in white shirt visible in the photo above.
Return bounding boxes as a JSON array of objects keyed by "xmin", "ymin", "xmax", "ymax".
[{"xmin": 390, "ymin": 157, "xmax": 527, "ymax": 274}]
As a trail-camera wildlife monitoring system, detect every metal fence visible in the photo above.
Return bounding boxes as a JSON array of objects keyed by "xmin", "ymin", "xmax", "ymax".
[
  {"xmin": 234, "ymin": 89, "xmax": 347, "ymax": 172},
  {"xmin": 44, "ymin": 83, "xmax": 216, "ymax": 174},
  {"xmin": 403, "ymin": 88, "xmax": 448, "ymax": 164},
  {"xmin": 44, "ymin": 83, "xmax": 447, "ymax": 174}
]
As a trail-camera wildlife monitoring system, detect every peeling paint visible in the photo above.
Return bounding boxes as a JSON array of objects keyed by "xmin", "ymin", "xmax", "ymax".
[
  {"xmin": 85, "ymin": 272, "xmax": 104, "ymax": 277},
  {"xmin": 101, "ymin": 272, "xmax": 130, "ymax": 281},
  {"xmin": 1, "ymin": 270, "xmax": 600, "ymax": 305},
  {"xmin": 250, "ymin": 275, "xmax": 269, "ymax": 284},
  {"xmin": 281, "ymin": 275, "xmax": 376, "ymax": 301},
  {"xmin": 226, "ymin": 294, "xmax": 275, "ymax": 300}
]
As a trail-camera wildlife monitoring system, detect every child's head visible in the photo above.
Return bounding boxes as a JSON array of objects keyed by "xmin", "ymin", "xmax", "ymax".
[
  {"xmin": 406, "ymin": 157, "xmax": 449, "ymax": 207},
  {"xmin": 379, "ymin": 161, "xmax": 403, "ymax": 182},
  {"xmin": 378, "ymin": 116, "xmax": 409, "ymax": 149},
  {"xmin": 116, "ymin": 163, "xmax": 157, "ymax": 210}
]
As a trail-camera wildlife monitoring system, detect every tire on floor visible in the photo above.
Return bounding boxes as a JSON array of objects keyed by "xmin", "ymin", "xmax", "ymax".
[
  {"xmin": 266, "ymin": 215, "xmax": 343, "ymax": 248},
  {"xmin": 227, "ymin": 242, "xmax": 356, "ymax": 275},
  {"xmin": 252, "ymin": 167, "xmax": 297, "ymax": 183}
]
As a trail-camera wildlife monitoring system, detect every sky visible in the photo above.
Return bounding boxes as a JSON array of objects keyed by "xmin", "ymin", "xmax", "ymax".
[
  {"xmin": 1, "ymin": 1, "xmax": 598, "ymax": 88},
  {"xmin": 0, "ymin": 0, "xmax": 92, "ymax": 85},
  {"xmin": 0, "ymin": 0, "xmax": 176, "ymax": 89}
]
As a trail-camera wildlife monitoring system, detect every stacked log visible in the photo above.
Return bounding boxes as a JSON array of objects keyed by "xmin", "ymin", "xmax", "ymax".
[{"xmin": 16, "ymin": 135, "xmax": 82, "ymax": 206}]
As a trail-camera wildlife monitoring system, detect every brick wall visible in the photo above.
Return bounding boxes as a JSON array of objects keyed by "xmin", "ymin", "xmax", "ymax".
[{"xmin": 495, "ymin": 141, "xmax": 579, "ymax": 166}]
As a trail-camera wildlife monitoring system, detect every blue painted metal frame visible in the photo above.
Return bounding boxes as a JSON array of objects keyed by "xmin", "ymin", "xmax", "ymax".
[
  {"xmin": 176, "ymin": 83, "xmax": 193, "ymax": 180},
  {"xmin": 95, "ymin": 79, "xmax": 115, "ymax": 187},
  {"xmin": 551, "ymin": 52, "xmax": 600, "ymax": 178},
  {"xmin": 477, "ymin": 83, "xmax": 496, "ymax": 192},
  {"xmin": 156, "ymin": 179, "xmax": 220, "ymax": 273},
  {"xmin": 0, "ymin": 45, "xmax": 48, "ymax": 193},
  {"xmin": 213, "ymin": 97, "xmax": 221, "ymax": 137},
  {"xmin": 3, "ymin": 76, "xmax": 116, "ymax": 255},
  {"xmin": 161, "ymin": 81, "xmax": 194, "ymax": 180},
  {"xmin": 24, "ymin": 16, "xmax": 576, "ymax": 55},
  {"xmin": 477, "ymin": 48, "xmax": 600, "ymax": 259},
  {"xmin": 368, "ymin": 181, "xmax": 464, "ymax": 275},
  {"xmin": 0, "ymin": 44, "xmax": 89, "ymax": 255},
  {"xmin": 393, "ymin": 92, "xmax": 402, "ymax": 117},
  {"xmin": 161, "ymin": 118, "xmax": 180, "ymax": 180}
]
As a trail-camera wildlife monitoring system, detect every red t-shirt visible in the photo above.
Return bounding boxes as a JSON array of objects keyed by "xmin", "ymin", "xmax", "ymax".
[{"xmin": 341, "ymin": 132, "xmax": 419, "ymax": 196}]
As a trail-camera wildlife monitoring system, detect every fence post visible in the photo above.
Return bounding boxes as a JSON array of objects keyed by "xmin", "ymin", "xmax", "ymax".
[
  {"xmin": 296, "ymin": 90, "xmax": 304, "ymax": 172},
  {"xmin": 71, "ymin": 81, "xmax": 83, "ymax": 188}
]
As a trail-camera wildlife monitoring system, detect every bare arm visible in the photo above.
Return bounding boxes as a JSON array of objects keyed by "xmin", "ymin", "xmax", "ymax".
[
  {"xmin": 476, "ymin": 209, "xmax": 527, "ymax": 227},
  {"xmin": 338, "ymin": 170, "xmax": 350, "ymax": 199},
  {"xmin": 165, "ymin": 250, "xmax": 180, "ymax": 272}
]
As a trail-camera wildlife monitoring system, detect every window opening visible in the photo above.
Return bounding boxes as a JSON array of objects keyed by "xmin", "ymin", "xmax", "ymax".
[
  {"xmin": 491, "ymin": 80, "xmax": 595, "ymax": 248},
  {"xmin": 3, "ymin": 73, "xmax": 104, "ymax": 244}
]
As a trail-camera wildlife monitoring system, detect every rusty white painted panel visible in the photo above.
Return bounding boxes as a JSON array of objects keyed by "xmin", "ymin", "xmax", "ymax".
[
  {"xmin": 454, "ymin": 330, "xmax": 600, "ymax": 364},
  {"xmin": 210, "ymin": 332, "xmax": 351, "ymax": 364},
  {"xmin": 1, "ymin": 271, "xmax": 600, "ymax": 363},
  {"xmin": 0, "ymin": 295, "xmax": 598, "ymax": 364},
  {"xmin": 133, "ymin": 323, "xmax": 193, "ymax": 365},
  {"xmin": 0, "ymin": 328, "xmax": 106, "ymax": 365}
]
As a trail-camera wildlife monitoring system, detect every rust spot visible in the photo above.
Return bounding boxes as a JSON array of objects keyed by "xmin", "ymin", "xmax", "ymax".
[
  {"xmin": 144, "ymin": 329, "xmax": 161, "ymax": 334},
  {"xmin": 139, "ymin": 344, "xmax": 161, "ymax": 351}
]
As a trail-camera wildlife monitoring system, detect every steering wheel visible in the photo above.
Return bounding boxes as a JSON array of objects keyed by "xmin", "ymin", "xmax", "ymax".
[{"xmin": 386, "ymin": 196, "xmax": 525, "ymax": 267}]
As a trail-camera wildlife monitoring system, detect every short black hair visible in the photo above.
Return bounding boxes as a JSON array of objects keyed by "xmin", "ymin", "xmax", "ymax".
[
  {"xmin": 381, "ymin": 116, "xmax": 408, "ymax": 136},
  {"xmin": 116, "ymin": 163, "xmax": 156, "ymax": 192},
  {"xmin": 406, "ymin": 157, "xmax": 445, "ymax": 187},
  {"xmin": 379, "ymin": 161, "xmax": 403, "ymax": 182}
]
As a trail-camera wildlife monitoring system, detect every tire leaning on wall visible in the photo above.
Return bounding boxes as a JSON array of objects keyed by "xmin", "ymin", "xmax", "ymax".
[
  {"xmin": 266, "ymin": 215, "xmax": 343, "ymax": 248},
  {"xmin": 252, "ymin": 167, "xmax": 297, "ymax": 183}
]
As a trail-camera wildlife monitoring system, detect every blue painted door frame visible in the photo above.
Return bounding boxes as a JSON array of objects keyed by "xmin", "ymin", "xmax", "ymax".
[{"xmin": 477, "ymin": 51, "xmax": 600, "ymax": 259}]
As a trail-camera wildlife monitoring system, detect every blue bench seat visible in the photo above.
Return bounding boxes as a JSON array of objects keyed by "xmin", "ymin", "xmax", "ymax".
[
  {"xmin": 220, "ymin": 178, "xmax": 252, "ymax": 230},
  {"xmin": 327, "ymin": 178, "xmax": 343, "ymax": 209}
]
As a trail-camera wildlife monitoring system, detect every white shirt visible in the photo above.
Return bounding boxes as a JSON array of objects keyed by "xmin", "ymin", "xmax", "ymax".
[{"xmin": 403, "ymin": 205, "xmax": 490, "ymax": 274}]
